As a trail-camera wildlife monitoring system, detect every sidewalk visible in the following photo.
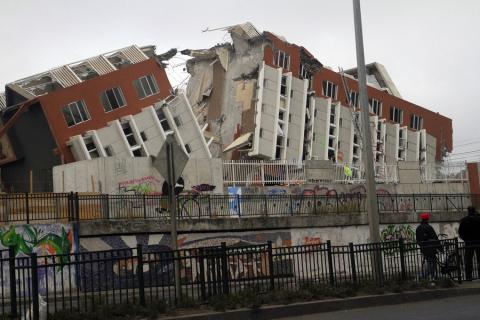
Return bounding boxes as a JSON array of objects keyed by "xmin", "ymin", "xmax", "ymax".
[{"xmin": 160, "ymin": 282, "xmax": 480, "ymax": 320}]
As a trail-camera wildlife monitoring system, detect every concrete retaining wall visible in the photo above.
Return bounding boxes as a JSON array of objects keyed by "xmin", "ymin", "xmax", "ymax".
[
  {"xmin": 77, "ymin": 211, "xmax": 463, "ymax": 251},
  {"xmin": 53, "ymin": 156, "xmax": 223, "ymax": 194}
]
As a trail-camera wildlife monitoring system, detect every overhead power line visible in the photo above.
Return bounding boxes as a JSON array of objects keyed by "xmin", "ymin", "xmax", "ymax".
[
  {"xmin": 455, "ymin": 137, "xmax": 480, "ymax": 145},
  {"xmin": 446, "ymin": 154, "xmax": 480, "ymax": 161},
  {"xmin": 448, "ymin": 153, "xmax": 480, "ymax": 159},
  {"xmin": 454, "ymin": 140, "xmax": 480, "ymax": 148},
  {"xmin": 448, "ymin": 149, "xmax": 480, "ymax": 157}
]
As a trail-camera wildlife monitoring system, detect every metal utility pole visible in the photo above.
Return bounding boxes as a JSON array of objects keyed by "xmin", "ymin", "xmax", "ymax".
[
  {"xmin": 166, "ymin": 142, "xmax": 181, "ymax": 297},
  {"xmin": 353, "ymin": 0, "xmax": 383, "ymax": 283},
  {"xmin": 353, "ymin": 0, "xmax": 380, "ymax": 243},
  {"xmin": 152, "ymin": 134, "xmax": 188, "ymax": 298}
]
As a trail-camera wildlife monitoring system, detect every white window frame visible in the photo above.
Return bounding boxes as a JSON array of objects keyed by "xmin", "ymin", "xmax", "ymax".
[
  {"xmin": 101, "ymin": 87, "xmax": 126, "ymax": 112},
  {"xmin": 322, "ymin": 81, "xmax": 338, "ymax": 100},
  {"xmin": 133, "ymin": 74, "xmax": 159, "ymax": 99},
  {"xmin": 62, "ymin": 100, "xmax": 90, "ymax": 127},
  {"xmin": 349, "ymin": 91, "xmax": 359, "ymax": 108},
  {"xmin": 410, "ymin": 114, "xmax": 423, "ymax": 130},
  {"xmin": 390, "ymin": 106, "xmax": 403, "ymax": 123},
  {"xmin": 83, "ymin": 136, "xmax": 99, "ymax": 158},
  {"xmin": 300, "ymin": 63, "xmax": 312, "ymax": 80},
  {"xmin": 155, "ymin": 108, "xmax": 173, "ymax": 135},
  {"xmin": 274, "ymin": 50, "xmax": 290, "ymax": 70},
  {"xmin": 121, "ymin": 121, "xmax": 146, "ymax": 157},
  {"xmin": 122, "ymin": 122, "xmax": 138, "ymax": 148},
  {"xmin": 370, "ymin": 98, "xmax": 382, "ymax": 116},
  {"xmin": 280, "ymin": 75, "xmax": 288, "ymax": 97}
]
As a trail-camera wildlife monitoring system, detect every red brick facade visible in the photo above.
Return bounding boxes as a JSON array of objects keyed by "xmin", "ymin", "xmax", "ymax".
[
  {"xmin": 263, "ymin": 33, "xmax": 452, "ymax": 161},
  {"xmin": 37, "ymin": 58, "xmax": 172, "ymax": 162}
]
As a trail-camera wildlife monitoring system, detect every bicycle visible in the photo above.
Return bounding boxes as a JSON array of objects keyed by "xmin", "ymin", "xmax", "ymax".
[
  {"xmin": 178, "ymin": 192, "xmax": 202, "ymax": 220},
  {"xmin": 420, "ymin": 234, "xmax": 460, "ymax": 282},
  {"xmin": 154, "ymin": 192, "xmax": 203, "ymax": 222}
]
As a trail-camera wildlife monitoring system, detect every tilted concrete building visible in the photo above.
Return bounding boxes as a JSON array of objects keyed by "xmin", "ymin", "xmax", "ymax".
[
  {"xmin": 0, "ymin": 24, "xmax": 455, "ymax": 192},
  {"xmin": 67, "ymin": 93, "xmax": 211, "ymax": 162},
  {"xmin": 0, "ymin": 46, "xmax": 211, "ymax": 192},
  {"xmin": 184, "ymin": 23, "xmax": 452, "ymax": 166}
]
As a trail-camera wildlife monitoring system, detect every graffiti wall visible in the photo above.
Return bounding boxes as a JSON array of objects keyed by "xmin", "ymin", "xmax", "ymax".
[
  {"xmin": 80, "ymin": 230, "xmax": 291, "ymax": 253},
  {"xmin": 0, "ymin": 223, "xmax": 77, "ymax": 295},
  {"xmin": 79, "ymin": 230, "xmax": 291, "ymax": 290},
  {"xmin": 72, "ymin": 218, "xmax": 462, "ymax": 295},
  {"xmin": 118, "ymin": 175, "xmax": 162, "ymax": 195},
  {"xmin": 0, "ymin": 223, "xmax": 76, "ymax": 256},
  {"xmin": 79, "ymin": 221, "xmax": 459, "ymax": 252}
]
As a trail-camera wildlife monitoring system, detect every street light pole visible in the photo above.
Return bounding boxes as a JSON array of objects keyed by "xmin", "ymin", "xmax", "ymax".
[{"xmin": 352, "ymin": 0, "xmax": 380, "ymax": 244}]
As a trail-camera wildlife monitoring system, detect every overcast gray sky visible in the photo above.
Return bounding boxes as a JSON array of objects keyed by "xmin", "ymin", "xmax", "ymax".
[{"xmin": 1, "ymin": 0, "xmax": 479, "ymax": 161}]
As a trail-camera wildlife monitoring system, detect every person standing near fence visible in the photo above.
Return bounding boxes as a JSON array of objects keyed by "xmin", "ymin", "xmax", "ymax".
[
  {"xmin": 416, "ymin": 212, "xmax": 442, "ymax": 281},
  {"xmin": 458, "ymin": 206, "xmax": 480, "ymax": 281}
]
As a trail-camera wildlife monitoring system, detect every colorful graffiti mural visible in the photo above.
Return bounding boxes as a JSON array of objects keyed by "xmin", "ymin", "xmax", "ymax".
[
  {"xmin": 0, "ymin": 224, "xmax": 75, "ymax": 257},
  {"xmin": 380, "ymin": 224, "xmax": 415, "ymax": 243},
  {"xmin": 75, "ymin": 221, "xmax": 459, "ymax": 292},
  {"xmin": 192, "ymin": 184, "xmax": 216, "ymax": 192},
  {"xmin": 380, "ymin": 224, "xmax": 416, "ymax": 255},
  {"xmin": 78, "ymin": 230, "xmax": 292, "ymax": 288},
  {"xmin": 118, "ymin": 175, "xmax": 162, "ymax": 195},
  {"xmin": 1, "ymin": 223, "xmax": 77, "ymax": 296}
]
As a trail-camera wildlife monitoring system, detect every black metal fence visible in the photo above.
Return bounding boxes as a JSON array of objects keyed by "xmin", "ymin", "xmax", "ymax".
[
  {"xmin": 1, "ymin": 238, "xmax": 479, "ymax": 319},
  {"xmin": 0, "ymin": 193, "xmax": 476, "ymax": 224}
]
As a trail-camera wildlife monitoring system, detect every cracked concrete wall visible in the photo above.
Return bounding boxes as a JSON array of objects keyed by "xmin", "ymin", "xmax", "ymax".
[
  {"xmin": 217, "ymin": 37, "xmax": 264, "ymax": 157},
  {"xmin": 185, "ymin": 59, "xmax": 213, "ymax": 110},
  {"xmin": 184, "ymin": 35, "xmax": 265, "ymax": 160}
]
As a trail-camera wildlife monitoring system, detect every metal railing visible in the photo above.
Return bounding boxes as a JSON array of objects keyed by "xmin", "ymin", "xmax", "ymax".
[
  {"xmin": 0, "ymin": 193, "xmax": 476, "ymax": 224},
  {"xmin": 223, "ymin": 160, "xmax": 306, "ymax": 186},
  {"xmin": 222, "ymin": 160, "xmax": 469, "ymax": 186},
  {"xmin": 421, "ymin": 163, "xmax": 468, "ymax": 182},
  {"xmin": 1, "ymin": 238, "xmax": 476, "ymax": 319}
]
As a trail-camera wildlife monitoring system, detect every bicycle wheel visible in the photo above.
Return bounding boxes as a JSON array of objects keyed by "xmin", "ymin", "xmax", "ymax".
[
  {"xmin": 443, "ymin": 252, "xmax": 460, "ymax": 281},
  {"xmin": 180, "ymin": 198, "xmax": 201, "ymax": 220}
]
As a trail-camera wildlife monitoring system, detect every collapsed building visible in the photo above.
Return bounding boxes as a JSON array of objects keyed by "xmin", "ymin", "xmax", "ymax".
[
  {"xmin": 0, "ymin": 23, "xmax": 457, "ymax": 193},
  {"xmin": 184, "ymin": 22, "xmax": 452, "ymax": 166},
  {"xmin": 0, "ymin": 45, "xmax": 211, "ymax": 192}
]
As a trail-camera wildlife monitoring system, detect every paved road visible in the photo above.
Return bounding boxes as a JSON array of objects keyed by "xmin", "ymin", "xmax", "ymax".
[{"xmin": 277, "ymin": 294, "xmax": 480, "ymax": 320}]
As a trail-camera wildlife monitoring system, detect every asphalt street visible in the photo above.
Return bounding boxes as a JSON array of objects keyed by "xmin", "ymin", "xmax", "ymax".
[{"xmin": 277, "ymin": 294, "xmax": 480, "ymax": 320}]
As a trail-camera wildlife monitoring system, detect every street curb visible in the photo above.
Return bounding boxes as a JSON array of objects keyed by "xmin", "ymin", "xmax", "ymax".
[{"xmin": 161, "ymin": 286, "xmax": 480, "ymax": 320}]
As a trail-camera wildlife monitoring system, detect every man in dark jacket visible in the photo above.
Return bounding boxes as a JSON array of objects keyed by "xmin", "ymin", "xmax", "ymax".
[
  {"xmin": 416, "ymin": 212, "xmax": 442, "ymax": 280},
  {"xmin": 458, "ymin": 206, "xmax": 480, "ymax": 280}
]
